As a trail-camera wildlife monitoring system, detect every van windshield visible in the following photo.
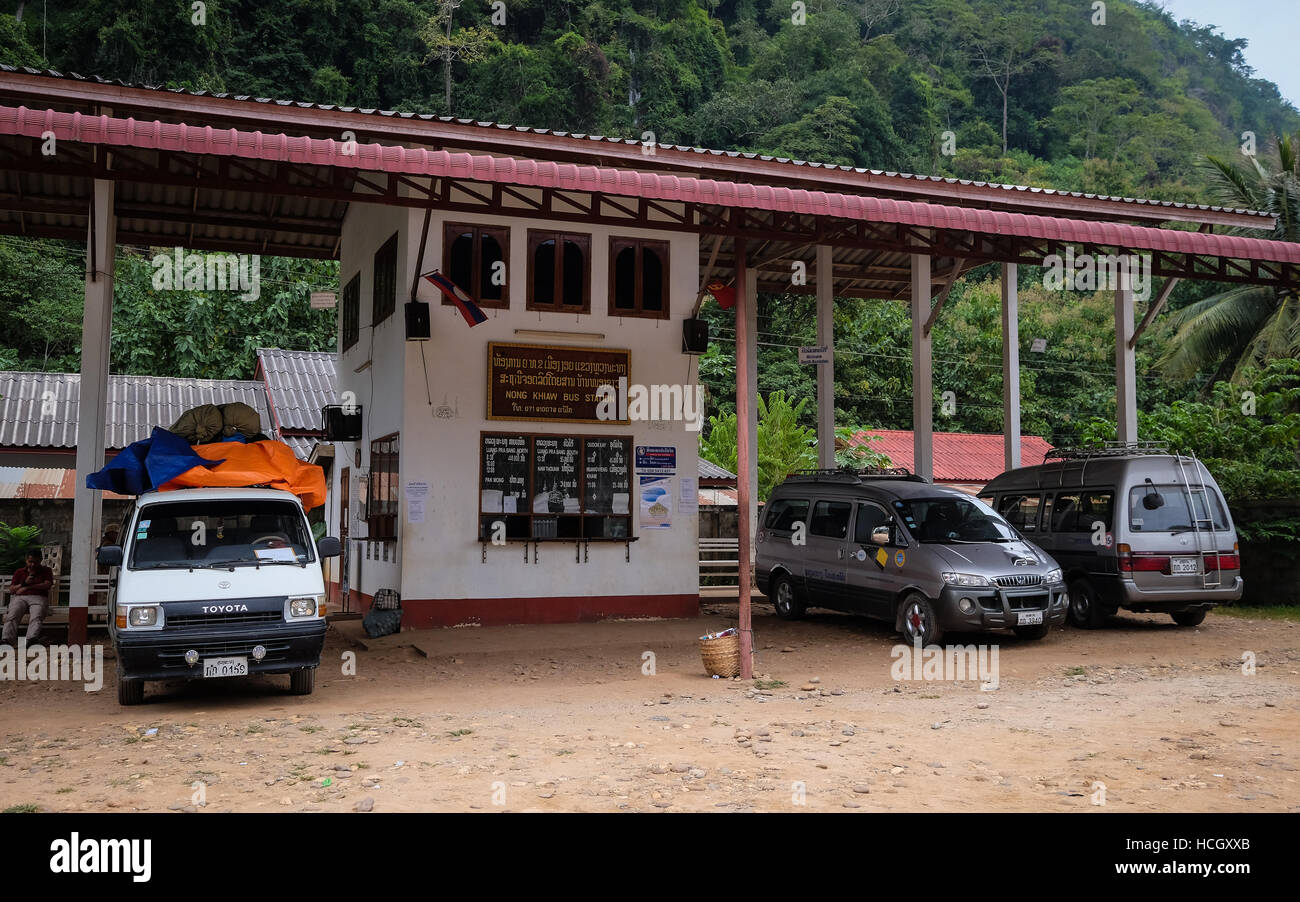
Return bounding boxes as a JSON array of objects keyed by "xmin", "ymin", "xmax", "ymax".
[
  {"xmin": 130, "ymin": 499, "xmax": 314, "ymax": 569},
  {"xmin": 1128, "ymin": 485, "xmax": 1229, "ymax": 533},
  {"xmin": 893, "ymin": 497, "xmax": 1020, "ymax": 543}
]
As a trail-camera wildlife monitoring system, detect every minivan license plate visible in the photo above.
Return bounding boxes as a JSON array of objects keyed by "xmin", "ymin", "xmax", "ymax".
[
  {"xmin": 1171, "ymin": 557, "xmax": 1199, "ymax": 575},
  {"xmin": 1017, "ymin": 611, "xmax": 1043, "ymax": 626},
  {"xmin": 202, "ymin": 656, "xmax": 248, "ymax": 678}
]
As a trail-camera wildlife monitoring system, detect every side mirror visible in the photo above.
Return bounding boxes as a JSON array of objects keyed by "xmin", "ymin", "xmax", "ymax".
[
  {"xmin": 870, "ymin": 525, "xmax": 892, "ymax": 546},
  {"xmin": 316, "ymin": 536, "xmax": 342, "ymax": 558},
  {"xmin": 1142, "ymin": 492, "xmax": 1165, "ymax": 510},
  {"xmin": 97, "ymin": 545, "xmax": 123, "ymax": 567}
]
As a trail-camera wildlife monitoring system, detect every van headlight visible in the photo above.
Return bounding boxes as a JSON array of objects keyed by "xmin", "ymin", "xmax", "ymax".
[
  {"xmin": 287, "ymin": 595, "xmax": 324, "ymax": 619},
  {"xmin": 1044, "ymin": 568, "xmax": 1063, "ymax": 586},
  {"xmin": 941, "ymin": 572, "xmax": 991, "ymax": 587},
  {"xmin": 128, "ymin": 606, "xmax": 160, "ymax": 627}
]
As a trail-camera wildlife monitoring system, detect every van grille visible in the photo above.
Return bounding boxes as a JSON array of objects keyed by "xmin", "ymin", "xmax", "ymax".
[
  {"xmin": 154, "ymin": 639, "xmax": 293, "ymax": 669},
  {"xmin": 1007, "ymin": 593, "xmax": 1049, "ymax": 610},
  {"xmin": 994, "ymin": 574, "xmax": 1042, "ymax": 588},
  {"xmin": 167, "ymin": 611, "xmax": 283, "ymax": 628}
]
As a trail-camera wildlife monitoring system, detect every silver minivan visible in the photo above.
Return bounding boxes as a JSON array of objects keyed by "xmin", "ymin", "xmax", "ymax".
[
  {"xmin": 755, "ymin": 469, "xmax": 1068, "ymax": 645},
  {"xmin": 979, "ymin": 444, "xmax": 1242, "ymax": 629}
]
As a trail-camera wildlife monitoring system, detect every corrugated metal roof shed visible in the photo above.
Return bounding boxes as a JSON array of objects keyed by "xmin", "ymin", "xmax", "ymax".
[
  {"xmin": 0, "ymin": 371, "xmax": 271, "ymax": 450},
  {"xmin": 255, "ymin": 348, "xmax": 337, "ymax": 433},
  {"xmin": 698, "ymin": 458, "xmax": 737, "ymax": 481},
  {"xmin": 848, "ymin": 429, "xmax": 1054, "ymax": 484}
]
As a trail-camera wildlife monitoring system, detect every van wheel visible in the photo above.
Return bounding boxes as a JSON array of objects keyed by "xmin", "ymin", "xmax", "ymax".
[
  {"xmin": 117, "ymin": 665, "xmax": 144, "ymax": 706},
  {"xmin": 290, "ymin": 667, "xmax": 315, "ymax": 696},
  {"xmin": 1171, "ymin": 609, "xmax": 1207, "ymax": 627},
  {"xmin": 1013, "ymin": 623, "xmax": 1050, "ymax": 640},
  {"xmin": 899, "ymin": 592, "xmax": 944, "ymax": 646},
  {"xmin": 771, "ymin": 574, "xmax": 806, "ymax": 621},
  {"xmin": 1067, "ymin": 579, "xmax": 1107, "ymax": 629}
]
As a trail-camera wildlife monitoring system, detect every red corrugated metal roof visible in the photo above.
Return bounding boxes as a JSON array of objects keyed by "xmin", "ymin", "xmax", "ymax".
[
  {"xmin": 3, "ymin": 104, "xmax": 1300, "ymax": 267},
  {"xmin": 849, "ymin": 430, "xmax": 1053, "ymax": 483}
]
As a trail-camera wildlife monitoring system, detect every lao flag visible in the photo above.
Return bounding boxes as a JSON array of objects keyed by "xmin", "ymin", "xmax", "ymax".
[{"xmin": 422, "ymin": 270, "xmax": 488, "ymax": 327}]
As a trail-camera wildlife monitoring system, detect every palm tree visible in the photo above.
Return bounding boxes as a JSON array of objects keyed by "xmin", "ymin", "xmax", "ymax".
[{"xmin": 1159, "ymin": 134, "xmax": 1300, "ymax": 382}]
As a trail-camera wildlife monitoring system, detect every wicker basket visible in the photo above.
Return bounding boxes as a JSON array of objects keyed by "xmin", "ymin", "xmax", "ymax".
[{"xmin": 700, "ymin": 633, "xmax": 741, "ymax": 678}]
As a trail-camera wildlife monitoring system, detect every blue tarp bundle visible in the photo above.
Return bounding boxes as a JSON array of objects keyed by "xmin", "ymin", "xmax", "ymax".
[{"xmin": 86, "ymin": 427, "xmax": 225, "ymax": 495}]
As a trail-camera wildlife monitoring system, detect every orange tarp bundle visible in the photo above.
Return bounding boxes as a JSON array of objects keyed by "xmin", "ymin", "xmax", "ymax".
[{"xmin": 160, "ymin": 440, "xmax": 327, "ymax": 511}]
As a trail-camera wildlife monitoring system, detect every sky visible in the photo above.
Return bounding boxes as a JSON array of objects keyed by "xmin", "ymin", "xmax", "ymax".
[{"xmin": 1154, "ymin": 0, "xmax": 1300, "ymax": 106}]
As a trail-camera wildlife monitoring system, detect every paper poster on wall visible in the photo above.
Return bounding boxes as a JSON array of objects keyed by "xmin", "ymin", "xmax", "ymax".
[
  {"xmin": 639, "ymin": 475, "xmax": 673, "ymax": 529},
  {"xmin": 678, "ymin": 476, "xmax": 698, "ymax": 515},
  {"xmin": 635, "ymin": 445, "xmax": 677, "ymax": 475},
  {"xmin": 405, "ymin": 481, "xmax": 428, "ymax": 524}
]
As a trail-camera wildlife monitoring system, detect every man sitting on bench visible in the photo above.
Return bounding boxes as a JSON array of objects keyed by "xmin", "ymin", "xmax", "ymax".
[{"xmin": 3, "ymin": 551, "xmax": 54, "ymax": 646}]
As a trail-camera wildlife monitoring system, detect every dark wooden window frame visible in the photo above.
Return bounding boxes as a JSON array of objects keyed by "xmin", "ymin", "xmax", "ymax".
[
  {"xmin": 526, "ymin": 230, "xmax": 591, "ymax": 313},
  {"xmin": 442, "ymin": 222, "xmax": 511, "ymax": 309},
  {"xmin": 367, "ymin": 433, "xmax": 399, "ymax": 542},
  {"xmin": 341, "ymin": 273, "xmax": 361, "ymax": 351},
  {"xmin": 372, "ymin": 232, "xmax": 399, "ymax": 326},
  {"xmin": 478, "ymin": 431, "xmax": 632, "ymax": 541},
  {"xmin": 608, "ymin": 237, "xmax": 670, "ymax": 319}
]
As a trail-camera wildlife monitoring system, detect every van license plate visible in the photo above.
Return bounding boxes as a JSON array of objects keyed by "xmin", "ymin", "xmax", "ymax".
[
  {"xmin": 1171, "ymin": 557, "xmax": 1199, "ymax": 575},
  {"xmin": 1017, "ymin": 611, "xmax": 1043, "ymax": 626},
  {"xmin": 202, "ymin": 656, "xmax": 248, "ymax": 678}
]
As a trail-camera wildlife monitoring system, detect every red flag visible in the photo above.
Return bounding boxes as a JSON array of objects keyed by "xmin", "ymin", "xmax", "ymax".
[{"xmin": 707, "ymin": 280, "xmax": 736, "ymax": 310}]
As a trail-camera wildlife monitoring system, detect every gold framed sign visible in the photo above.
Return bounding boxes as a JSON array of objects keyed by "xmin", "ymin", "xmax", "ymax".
[{"xmin": 487, "ymin": 342, "xmax": 631, "ymax": 424}]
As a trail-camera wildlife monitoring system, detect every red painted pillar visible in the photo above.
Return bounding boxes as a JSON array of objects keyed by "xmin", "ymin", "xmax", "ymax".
[{"xmin": 735, "ymin": 241, "xmax": 754, "ymax": 679}]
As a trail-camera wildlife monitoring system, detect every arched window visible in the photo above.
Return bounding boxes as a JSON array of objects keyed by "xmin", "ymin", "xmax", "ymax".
[
  {"xmin": 528, "ymin": 230, "xmax": 591, "ymax": 312},
  {"xmin": 609, "ymin": 238, "xmax": 670, "ymax": 318},
  {"xmin": 442, "ymin": 222, "xmax": 509, "ymax": 308}
]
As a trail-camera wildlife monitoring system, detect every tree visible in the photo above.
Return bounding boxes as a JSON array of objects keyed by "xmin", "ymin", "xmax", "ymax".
[
  {"xmin": 967, "ymin": 10, "xmax": 1058, "ymax": 155},
  {"xmin": 1159, "ymin": 134, "xmax": 1300, "ymax": 382},
  {"xmin": 699, "ymin": 390, "xmax": 816, "ymax": 501},
  {"xmin": 420, "ymin": 0, "xmax": 495, "ymax": 114}
]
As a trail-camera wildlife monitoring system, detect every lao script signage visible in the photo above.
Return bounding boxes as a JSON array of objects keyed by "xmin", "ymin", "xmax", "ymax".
[{"xmin": 487, "ymin": 342, "xmax": 631, "ymax": 424}]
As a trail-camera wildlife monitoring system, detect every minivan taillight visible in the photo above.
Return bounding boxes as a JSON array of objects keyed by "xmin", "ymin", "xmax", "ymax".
[{"xmin": 1204, "ymin": 553, "xmax": 1240, "ymax": 571}]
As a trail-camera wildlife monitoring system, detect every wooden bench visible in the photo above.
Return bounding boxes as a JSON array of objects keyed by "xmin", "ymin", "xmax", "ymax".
[{"xmin": 0, "ymin": 575, "xmax": 112, "ymax": 631}]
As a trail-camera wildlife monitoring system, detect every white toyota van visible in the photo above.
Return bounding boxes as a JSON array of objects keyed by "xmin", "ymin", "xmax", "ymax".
[{"xmin": 97, "ymin": 486, "xmax": 341, "ymax": 705}]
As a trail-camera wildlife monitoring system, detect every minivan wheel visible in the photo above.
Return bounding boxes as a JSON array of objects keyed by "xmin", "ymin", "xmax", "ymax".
[
  {"xmin": 1171, "ymin": 608, "xmax": 1207, "ymax": 627},
  {"xmin": 1067, "ymin": 579, "xmax": 1107, "ymax": 629},
  {"xmin": 290, "ymin": 667, "xmax": 315, "ymax": 696},
  {"xmin": 771, "ymin": 574, "xmax": 806, "ymax": 621},
  {"xmin": 117, "ymin": 664, "xmax": 144, "ymax": 706},
  {"xmin": 899, "ymin": 592, "xmax": 943, "ymax": 646}
]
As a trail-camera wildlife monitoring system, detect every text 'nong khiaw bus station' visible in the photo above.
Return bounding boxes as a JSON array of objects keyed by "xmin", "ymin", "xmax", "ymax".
[{"xmin": 2, "ymin": 64, "xmax": 1298, "ymax": 675}]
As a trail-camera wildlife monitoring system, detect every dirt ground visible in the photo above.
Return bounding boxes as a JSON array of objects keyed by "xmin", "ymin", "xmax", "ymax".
[{"xmin": 1, "ymin": 604, "xmax": 1297, "ymax": 813}]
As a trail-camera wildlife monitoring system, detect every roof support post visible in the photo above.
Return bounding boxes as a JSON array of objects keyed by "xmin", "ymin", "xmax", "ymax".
[
  {"xmin": 1115, "ymin": 260, "xmax": 1138, "ymax": 443},
  {"xmin": 911, "ymin": 242, "xmax": 934, "ymax": 482},
  {"xmin": 816, "ymin": 244, "xmax": 835, "ymax": 469},
  {"xmin": 1001, "ymin": 263, "xmax": 1022, "ymax": 470},
  {"xmin": 735, "ymin": 240, "xmax": 756, "ymax": 679},
  {"xmin": 69, "ymin": 178, "xmax": 116, "ymax": 645}
]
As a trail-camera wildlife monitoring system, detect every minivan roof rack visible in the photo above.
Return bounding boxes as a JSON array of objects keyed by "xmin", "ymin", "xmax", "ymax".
[
  {"xmin": 1044, "ymin": 441, "xmax": 1171, "ymax": 461},
  {"xmin": 786, "ymin": 466, "xmax": 927, "ymax": 484}
]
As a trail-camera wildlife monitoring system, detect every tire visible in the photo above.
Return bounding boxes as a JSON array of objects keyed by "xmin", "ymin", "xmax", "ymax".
[
  {"xmin": 117, "ymin": 664, "xmax": 144, "ymax": 706},
  {"xmin": 1067, "ymin": 579, "xmax": 1108, "ymax": 629},
  {"xmin": 1013, "ymin": 623, "xmax": 1051, "ymax": 640},
  {"xmin": 770, "ymin": 573, "xmax": 806, "ymax": 621},
  {"xmin": 290, "ymin": 666, "xmax": 315, "ymax": 696},
  {"xmin": 1171, "ymin": 608, "xmax": 1207, "ymax": 627},
  {"xmin": 898, "ymin": 591, "xmax": 944, "ymax": 646}
]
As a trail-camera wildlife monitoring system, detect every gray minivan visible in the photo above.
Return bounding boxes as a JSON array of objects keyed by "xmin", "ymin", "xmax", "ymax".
[
  {"xmin": 979, "ymin": 444, "xmax": 1242, "ymax": 629},
  {"xmin": 755, "ymin": 469, "xmax": 1068, "ymax": 645}
]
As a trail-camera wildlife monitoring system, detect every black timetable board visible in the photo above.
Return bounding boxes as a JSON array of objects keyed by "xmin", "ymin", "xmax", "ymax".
[
  {"xmin": 532, "ymin": 436, "xmax": 580, "ymax": 512},
  {"xmin": 583, "ymin": 437, "xmax": 631, "ymax": 514},
  {"xmin": 481, "ymin": 434, "xmax": 529, "ymax": 514}
]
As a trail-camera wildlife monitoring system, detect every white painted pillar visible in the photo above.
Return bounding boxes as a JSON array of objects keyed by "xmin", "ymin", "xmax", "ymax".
[
  {"xmin": 744, "ymin": 264, "xmax": 759, "ymax": 546},
  {"xmin": 1001, "ymin": 263, "xmax": 1022, "ymax": 470},
  {"xmin": 69, "ymin": 178, "xmax": 116, "ymax": 645},
  {"xmin": 1115, "ymin": 261, "xmax": 1138, "ymax": 443},
  {"xmin": 911, "ymin": 250, "xmax": 934, "ymax": 481},
  {"xmin": 816, "ymin": 245, "xmax": 835, "ymax": 468}
]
